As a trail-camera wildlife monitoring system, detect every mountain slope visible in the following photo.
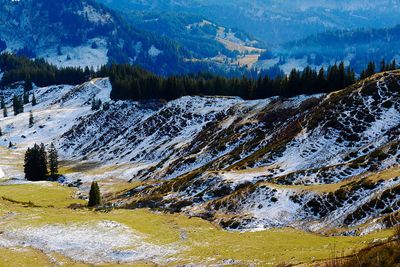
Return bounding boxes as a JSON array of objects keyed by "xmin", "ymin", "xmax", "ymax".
[{"xmin": 0, "ymin": 70, "xmax": 399, "ymax": 236}]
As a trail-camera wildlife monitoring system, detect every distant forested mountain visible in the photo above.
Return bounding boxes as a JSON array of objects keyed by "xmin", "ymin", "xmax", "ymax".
[
  {"xmin": 0, "ymin": 0, "xmax": 213, "ymax": 75},
  {"xmin": 258, "ymin": 24, "xmax": 400, "ymax": 74},
  {"xmin": 97, "ymin": 0, "xmax": 400, "ymax": 45}
]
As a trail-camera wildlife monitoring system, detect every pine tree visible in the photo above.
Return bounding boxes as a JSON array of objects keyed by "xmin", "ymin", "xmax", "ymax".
[
  {"xmin": 380, "ymin": 59, "xmax": 387, "ymax": 72},
  {"xmin": 23, "ymin": 92, "xmax": 30, "ymax": 104},
  {"xmin": 88, "ymin": 181, "xmax": 101, "ymax": 207},
  {"xmin": 0, "ymin": 127, "xmax": 2, "ymax": 137},
  {"xmin": 12, "ymin": 95, "xmax": 23, "ymax": 115},
  {"xmin": 8, "ymin": 141, "xmax": 13, "ymax": 149},
  {"xmin": 29, "ymin": 111, "xmax": 34, "ymax": 128},
  {"xmin": 365, "ymin": 62, "xmax": 376, "ymax": 78},
  {"xmin": 391, "ymin": 59, "xmax": 397, "ymax": 70},
  {"xmin": 3, "ymin": 106, "xmax": 7, "ymax": 118},
  {"xmin": 31, "ymin": 93, "xmax": 37, "ymax": 106},
  {"xmin": 19, "ymin": 96, "xmax": 24, "ymax": 114},
  {"xmin": 12, "ymin": 95, "xmax": 18, "ymax": 115},
  {"xmin": 39, "ymin": 143, "xmax": 48, "ymax": 178},
  {"xmin": 0, "ymin": 96, "xmax": 5, "ymax": 109},
  {"xmin": 48, "ymin": 143, "xmax": 59, "ymax": 178},
  {"xmin": 24, "ymin": 77, "xmax": 33, "ymax": 92},
  {"xmin": 316, "ymin": 67, "xmax": 326, "ymax": 93}
]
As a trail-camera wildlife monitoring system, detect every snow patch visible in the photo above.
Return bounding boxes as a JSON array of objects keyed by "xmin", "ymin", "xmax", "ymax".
[
  {"xmin": 148, "ymin": 45, "xmax": 162, "ymax": 57},
  {"xmin": 0, "ymin": 221, "xmax": 179, "ymax": 264}
]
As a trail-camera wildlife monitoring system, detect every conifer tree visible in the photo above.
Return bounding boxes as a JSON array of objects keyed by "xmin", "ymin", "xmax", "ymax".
[
  {"xmin": 365, "ymin": 62, "xmax": 376, "ymax": 77},
  {"xmin": 3, "ymin": 106, "xmax": 7, "ymax": 118},
  {"xmin": 29, "ymin": 111, "xmax": 34, "ymax": 128},
  {"xmin": 380, "ymin": 59, "xmax": 387, "ymax": 72},
  {"xmin": 0, "ymin": 127, "xmax": 2, "ymax": 137},
  {"xmin": 39, "ymin": 143, "xmax": 48, "ymax": 178},
  {"xmin": 48, "ymin": 143, "xmax": 59, "ymax": 178},
  {"xmin": 31, "ymin": 93, "xmax": 37, "ymax": 106},
  {"xmin": 23, "ymin": 92, "xmax": 30, "ymax": 104},
  {"xmin": 24, "ymin": 77, "xmax": 33, "ymax": 92},
  {"xmin": 391, "ymin": 59, "xmax": 397, "ymax": 70},
  {"xmin": 88, "ymin": 181, "xmax": 101, "ymax": 207},
  {"xmin": 0, "ymin": 96, "xmax": 5, "ymax": 109},
  {"xmin": 12, "ymin": 95, "xmax": 23, "ymax": 115}
]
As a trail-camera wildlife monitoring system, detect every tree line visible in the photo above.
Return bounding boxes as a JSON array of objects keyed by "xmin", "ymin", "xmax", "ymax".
[
  {"xmin": 0, "ymin": 53, "xmax": 94, "ymax": 88},
  {"xmin": 104, "ymin": 58, "xmax": 398, "ymax": 101},
  {"xmin": 100, "ymin": 62, "xmax": 358, "ymax": 101},
  {"xmin": 1, "ymin": 54, "xmax": 398, "ymax": 102}
]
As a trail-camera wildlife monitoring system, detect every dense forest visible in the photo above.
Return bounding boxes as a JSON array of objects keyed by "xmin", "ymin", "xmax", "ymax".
[
  {"xmin": 100, "ymin": 61, "xmax": 393, "ymax": 101},
  {"xmin": 1, "ymin": 54, "xmax": 398, "ymax": 102},
  {"xmin": 262, "ymin": 24, "xmax": 400, "ymax": 74},
  {"xmin": 0, "ymin": 53, "xmax": 93, "ymax": 87}
]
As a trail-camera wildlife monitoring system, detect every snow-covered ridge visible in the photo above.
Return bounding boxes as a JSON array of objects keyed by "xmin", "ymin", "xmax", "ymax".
[{"xmin": 0, "ymin": 71, "xmax": 399, "ymax": 234}]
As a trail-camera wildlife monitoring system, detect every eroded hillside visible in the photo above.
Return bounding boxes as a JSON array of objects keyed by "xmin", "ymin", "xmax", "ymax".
[{"xmin": 0, "ymin": 71, "xmax": 399, "ymax": 237}]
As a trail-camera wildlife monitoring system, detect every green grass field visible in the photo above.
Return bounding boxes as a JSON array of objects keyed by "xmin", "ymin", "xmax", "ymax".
[{"xmin": 0, "ymin": 182, "xmax": 393, "ymax": 266}]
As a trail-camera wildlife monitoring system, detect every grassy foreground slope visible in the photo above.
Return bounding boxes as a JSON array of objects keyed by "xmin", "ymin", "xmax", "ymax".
[{"xmin": 0, "ymin": 183, "xmax": 393, "ymax": 266}]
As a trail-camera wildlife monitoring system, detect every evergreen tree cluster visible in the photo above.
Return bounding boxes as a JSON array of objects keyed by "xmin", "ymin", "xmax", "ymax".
[
  {"xmin": 24, "ymin": 143, "xmax": 59, "ymax": 181},
  {"xmin": 0, "ymin": 53, "xmax": 94, "ymax": 88},
  {"xmin": 24, "ymin": 143, "xmax": 48, "ymax": 181},
  {"xmin": 101, "ymin": 62, "xmax": 357, "ymax": 101},
  {"xmin": 359, "ymin": 59, "xmax": 397, "ymax": 80}
]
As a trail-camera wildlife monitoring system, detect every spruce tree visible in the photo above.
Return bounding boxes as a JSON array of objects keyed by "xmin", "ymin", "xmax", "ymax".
[
  {"xmin": 0, "ymin": 96, "xmax": 5, "ymax": 109},
  {"xmin": 391, "ymin": 59, "xmax": 397, "ymax": 70},
  {"xmin": 39, "ymin": 143, "xmax": 48, "ymax": 178},
  {"xmin": 365, "ymin": 62, "xmax": 376, "ymax": 77},
  {"xmin": 3, "ymin": 106, "xmax": 7, "ymax": 118},
  {"xmin": 88, "ymin": 181, "xmax": 101, "ymax": 207},
  {"xmin": 48, "ymin": 143, "xmax": 59, "ymax": 178},
  {"xmin": 12, "ymin": 95, "xmax": 18, "ymax": 115},
  {"xmin": 380, "ymin": 59, "xmax": 387, "ymax": 72},
  {"xmin": 12, "ymin": 95, "xmax": 23, "ymax": 115},
  {"xmin": 23, "ymin": 92, "xmax": 30, "ymax": 104},
  {"xmin": 29, "ymin": 111, "xmax": 34, "ymax": 128},
  {"xmin": 24, "ymin": 77, "xmax": 33, "ymax": 91},
  {"xmin": 0, "ymin": 127, "xmax": 2, "ymax": 137},
  {"xmin": 31, "ymin": 93, "xmax": 37, "ymax": 106}
]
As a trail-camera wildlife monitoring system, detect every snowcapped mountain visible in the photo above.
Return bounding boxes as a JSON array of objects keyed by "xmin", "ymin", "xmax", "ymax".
[{"xmin": 0, "ymin": 70, "xmax": 399, "ymax": 235}]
